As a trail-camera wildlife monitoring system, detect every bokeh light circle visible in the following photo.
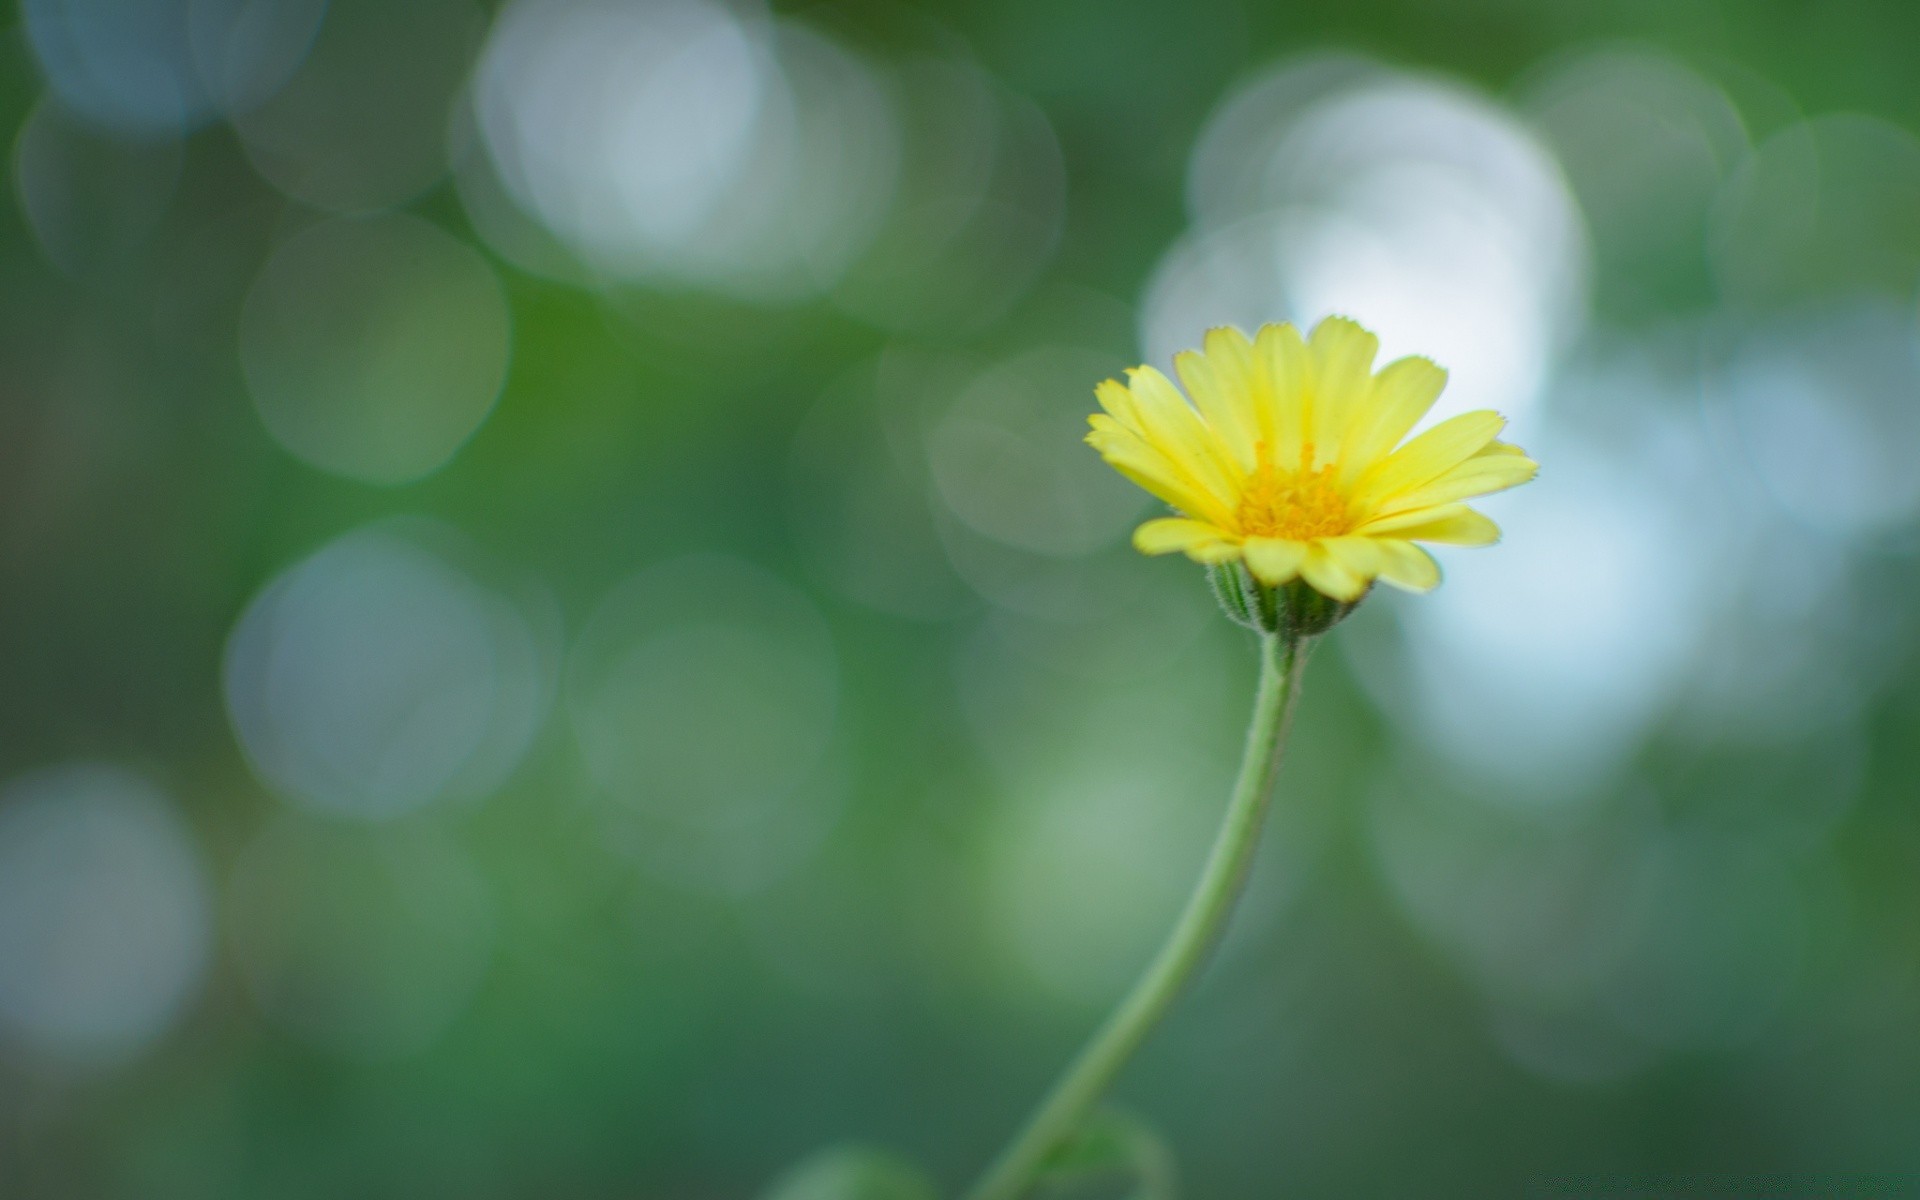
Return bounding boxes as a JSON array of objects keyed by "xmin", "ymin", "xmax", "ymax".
[
  {"xmin": 929, "ymin": 346, "xmax": 1147, "ymax": 559},
  {"xmin": 1146, "ymin": 58, "xmax": 1586, "ymax": 423},
  {"xmin": 1347, "ymin": 362, "xmax": 1729, "ymax": 799},
  {"xmin": 238, "ymin": 214, "xmax": 511, "ymax": 485},
  {"xmin": 0, "ymin": 763, "xmax": 212, "ymax": 1065},
  {"xmin": 233, "ymin": 0, "xmax": 482, "ymax": 211},
  {"xmin": 787, "ymin": 358, "xmax": 974, "ymax": 621},
  {"xmin": 21, "ymin": 0, "xmax": 327, "ymax": 138},
  {"xmin": 472, "ymin": 0, "xmax": 899, "ymax": 299},
  {"xmin": 12, "ymin": 97, "xmax": 183, "ymax": 278},
  {"xmin": 1372, "ymin": 777, "xmax": 1810, "ymax": 1078},
  {"xmin": 1708, "ymin": 301, "xmax": 1920, "ymax": 542},
  {"xmin": 567, "ymin": 555, "xmax": 843, "ymax": 895},
  {"xmin": 966, "ymin": 623, "xmax": 1324, "ymax": 1003},
  {"xmin": 828, "ymin": 57, "xmax": 1066, "ymax": 333},
  {"xmin": 989, "ymin": 765, "xmax": 1211, "ymax": 1002},
  {"xmin": 1518, "ymin": 47, "xmax": 1748, "ymax": 313},
  {"xmin": 224, "ymin": 520, "xmax": 553, "ymax": 821},
  {"xmin": 1711, "ymin": 113, "xmax": 1920, "ymax": 307}
]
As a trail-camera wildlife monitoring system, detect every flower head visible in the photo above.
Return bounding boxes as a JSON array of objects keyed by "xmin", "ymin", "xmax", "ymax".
[{"xmin": 1086, "ymin": 316, "xmax": 1538, "ymax": 602}]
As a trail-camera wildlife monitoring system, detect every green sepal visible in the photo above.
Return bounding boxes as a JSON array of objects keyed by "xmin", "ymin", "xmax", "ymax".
[
  {"xmin": 1205, "ymin": 562, "xmax": 1261, "ymax": 630},
  {"xmin": 1038, "ymin": 1108, "xmax": 1179, "ymax": 1199},
  {"xmin": 1206, "ymin": 563, "xmax": 1365, "ymax": 638},
  {"xmin": 760, "ymin": 1145, "xmax": 941, "ymax": 1200},
  {"xmin": 1278, "ymin": 578, "xmax": 1367, "ymax": 638}
]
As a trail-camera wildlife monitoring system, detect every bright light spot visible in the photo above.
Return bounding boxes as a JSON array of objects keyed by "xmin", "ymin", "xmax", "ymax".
[
  {"xmin": 228, "ymin": 816, "xmax": 493, "ymax": 1058},
  {"xmin": 473, "ymin": 0, "xmax": 898, "ymax": 298},
  {"xmin": 1402, "ymin": 455, "xmax": 1696, "ymax": 789},
  {"xmin": 224, "ymin": 520, "xmax": 553, "ymax": 821},
  {"xmin": 1710, "ymin": 301, "xmax": 1920, "ymax": 541},
  {"xmin": 239, "ymin": 214, "xmax": 511, "ymax": 485},
  {"xmin": 449, "ymin": 98, "xmax": 594, "ymax": 287},
  {"xmin": 567, "ymin": 555, "xmax": 843, "ymax": 895},
  {"xmin": 1183, "ymin": 51, "xmax": 1388, "ymax": 222},
  {"xmin": 0, "ymin": 763, "xmax": 211, "ymax": 1065},
  {"xmin": 21, "ymin": 0, "xmax": 326, "ymax": 137},
  {"xmin": 1349, "ymin": 362, "xmax": 1725, "ymax": 797},
  {"xmin": 12, "ymin": 98, "xmax": 182, "ymax": 278},
  {"xmin": 481, "ymin": 0, "xmax": 764, "ymax": 254},
  {"xmin": 1146, "ymin": 59, "xmax": 1586, "ymax": 423},
  {"xmin": 234, "ymin": 0, "xmax": 481, "ymax": 212}
]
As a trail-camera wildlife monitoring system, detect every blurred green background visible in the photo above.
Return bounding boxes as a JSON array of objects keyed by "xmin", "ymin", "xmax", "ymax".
[{"xmin": 4, "ymin": 0, "xmax": 1920, "ymax": 1195}]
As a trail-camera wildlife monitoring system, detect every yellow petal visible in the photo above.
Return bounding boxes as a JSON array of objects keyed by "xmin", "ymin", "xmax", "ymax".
[
  {"xmin": 1095, "ymin": 377, "xmax": 1144, "ymax": 430},
  {"xmin": 1318, "ymin": 535, "xmax": 1382, "ymax": 580},
  {"xmin": 1354, "ymin": 502, "xmax": 1500, "ymax": 545},
  {"xmin": 1339, "ymin": 355, "xmax": 1446, "ymax": 483},
  {"xmin": 1300, "ymin": 539, "xmax": 1369, "ymax": 602},
  {"xmin": 1188, "ymin": 540, "xmax": 1244, "ymax": 565},
  {"xmin": 1308, "ymin": 316, "xmax": 1379, "ymax": 466},
  {"xmin": 1124, "ymin": 366, "xmax": 1243, "ymax": 500},
  {"xmin": 1133, "ymin": 516, "xmax": 1233, "ymax": 556},
  {"xmin": 1254, "ymin": 322, "xmax": 1309, "ymax": 468},
  {"xmin": 1086, "ymin": 417, "xmax": 1236, "ymax": 527},
  {"xmin": 1358, "ymin": 409, "xmax": 1507, "ymax": 503},
  {"xmin": 1086, "ymin": 317, "xmax": 1538, "ymax": 596},
  {"xmin": 1174, "ymin": 347, "xmax": 1257, "ymax": 470},
  {"xmin": 1370, "ymin": 539, "xmax": 1440, "ymax": 592},
  {"xmin": 1243, "ymin": 537, "xmax": 1306, "ymax": 585},
  {"xmin": 1198, "ymin": 325, "xmax": 1261, "ymax": 425},
  {"xmin": 1474, "ymin": 439, "xmax": 1530, "ymax": 457},
  {"xmin": 1369, "ymin": 451, "xmax": 1538, "ymax": 518}
]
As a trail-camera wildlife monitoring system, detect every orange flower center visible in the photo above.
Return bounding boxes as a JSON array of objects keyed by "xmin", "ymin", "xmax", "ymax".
[{"xmin": 1235, "ymin": 451, "xmax": 1352, "ymax": 541}]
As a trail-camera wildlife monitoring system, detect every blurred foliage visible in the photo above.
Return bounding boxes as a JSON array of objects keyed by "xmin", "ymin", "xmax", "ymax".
[{"xmin": 3, "ymin": 0, "xmax": 1920, "ymax": 1198}]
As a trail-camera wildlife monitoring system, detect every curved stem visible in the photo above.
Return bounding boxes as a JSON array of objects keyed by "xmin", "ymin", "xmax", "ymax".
[{"xmin": 964, "ymin": 632, "xmax": 1314, "ymax": 1200}]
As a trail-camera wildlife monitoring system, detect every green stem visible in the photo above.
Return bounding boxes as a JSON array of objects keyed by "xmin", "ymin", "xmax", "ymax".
[{"xmin": 964, "ymin": 631, "xmax": 1314, "ymax": 1200}]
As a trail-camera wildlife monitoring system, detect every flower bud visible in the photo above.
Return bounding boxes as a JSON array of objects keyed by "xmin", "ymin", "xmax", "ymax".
[
  {"xmin": 1278, "ymin": 578, "xmax": 1367, "ymax": 638},
  {"xmin": 1206, "ymin": 563, "xmax": 1366, "ymax": 638},
  {"xmin": 1206, "ymin": 562, "xmax": 1267, "ymax": 631}
]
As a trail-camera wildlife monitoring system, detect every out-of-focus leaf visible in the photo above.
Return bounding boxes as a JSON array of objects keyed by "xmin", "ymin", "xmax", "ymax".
[
  {"xmin": 761, "ymin": 1144, "xmax": 943, "ymax": 1200},
  {"xmin": 1037, "ymin": 1108, "xmax": 1179, "ymax": 1200}
]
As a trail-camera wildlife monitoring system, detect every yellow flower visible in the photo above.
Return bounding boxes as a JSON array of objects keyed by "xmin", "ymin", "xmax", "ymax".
[{"xmin": 1085, "ymin": 316, "xmax": 1539, "ymax": 602}]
